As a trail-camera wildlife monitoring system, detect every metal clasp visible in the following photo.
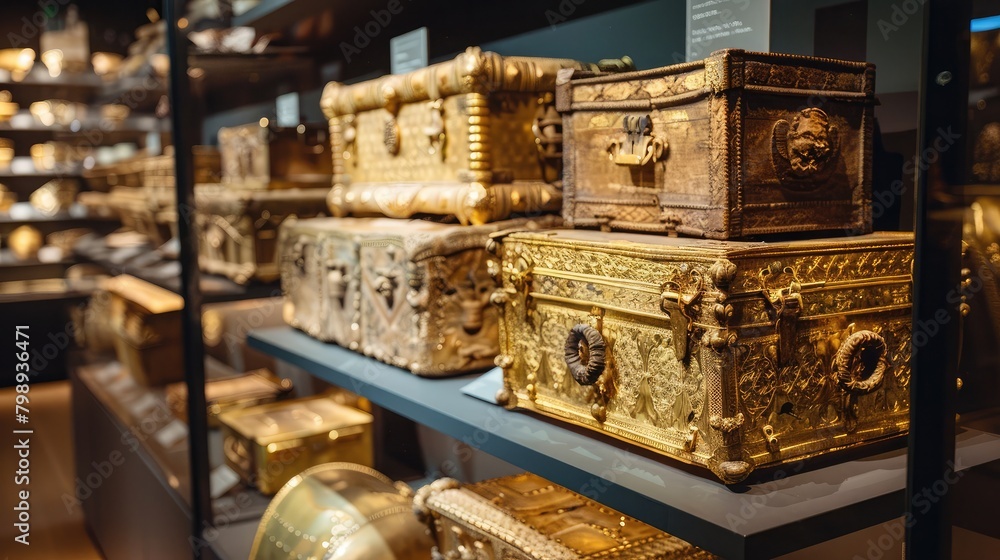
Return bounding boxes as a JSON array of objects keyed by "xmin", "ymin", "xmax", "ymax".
[
  {"xmin": 660, "ymin": 281, "xmax": 702, "ymax": 361},
  {"xmin": 763, "ymin": 274, "xmax": 824, "ymax": 367},
  {"xmin": 607, "ymin": 114, "xmax": 666, "ymax": 166},
  {"xmin": 423, "ymin": 99, "xmax": 446, "ymax": 159}
]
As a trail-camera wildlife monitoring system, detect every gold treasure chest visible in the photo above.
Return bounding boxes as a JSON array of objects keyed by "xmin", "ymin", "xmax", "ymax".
[
  {"xmin": 165, "ymin": 368, "xmax": 293, "ymax": 427},
  {"xmin": 105, "ymin": 274, "xmax": 184, "ymax": 386},
  {"xmin": 320, "ymin": 46, "xmax": 631, "ymax": 224},
  {"xmin": 194, "ymin": 184, "xmax": 328, "ymax": 284},
  {"xmin": 218, "ymin": 394, "xmax": 374, "ymax": 494},
  {"xmin": 218, "ymin": 122, "xmax": 332, "ymax": 190},
  {"xmin": 414, "ymin": 472, "xmax": 716, "ymax": 559},
  {"xmin": 491, "ymin": 229, "xmax": 913, "ymax": 483}
]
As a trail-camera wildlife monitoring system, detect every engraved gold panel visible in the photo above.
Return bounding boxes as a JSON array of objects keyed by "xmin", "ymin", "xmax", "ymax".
[{"xmin": 493, "ymin": 229, "xmax": 913, "ymax": 483}]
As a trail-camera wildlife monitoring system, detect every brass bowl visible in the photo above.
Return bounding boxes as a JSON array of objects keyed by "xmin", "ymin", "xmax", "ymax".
[
  {"xmin": 0, "ymin": 184, "xmax": 15, "ymax": 212},
  {"xmin": 0, "ymin": 138, "xmax": 12, "ymax": 170},
  {"xmin": 30, "ymin": 99, "xmax": 87, "ymax": 127},
  {"xmin": 250, "ymin": 463, "xmax": 434, "ymax": 560},
  {"xmin": 91, "ymin": 52, "xmax": 123, "ymax": 80},
  {"xmin": 100, "ymin": 103, "xmax": 130, "ymax": 125},
  {"xmin": 8, "ymin": 225, "xmax": 43, "ymax": 261},
  {"xmin": 0, "ymin": 48, "xmax": 35, "ymax": 82},
  {"xmin": 0, "ymin": 90, "xmax": 17, "ymax": 123},
  {"xmin": 30, "ymin": 178, "xmax": 78, "ymax": 216},
  {"xmin": 41, "ymin": 49, "xmax": 63, "ymax": 78}
]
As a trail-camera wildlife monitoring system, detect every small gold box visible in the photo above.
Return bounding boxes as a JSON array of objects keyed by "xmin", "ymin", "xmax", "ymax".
[
  {"xmin": 106, "ymin": 275, "xmax": 184, "ymax": 386},
  {"xmin": 218, "ymin": 395, "xmax": 374, "ymax": 495}
]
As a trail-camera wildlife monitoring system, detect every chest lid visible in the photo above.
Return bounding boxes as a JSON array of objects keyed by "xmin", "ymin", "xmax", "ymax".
[
  {"xmin": 105, "ymin": 274, "xmax": 184, "ymax": 316},
  {"xmin": 287, "ymin": 216, "xmax": 557, "ymax": 261},
  {"xmin": 321, "ymin": 46, "xmax": 614, "ymax": 118},
  {"xmin": 219, "ymin": 394, "xmax": 372, "ymax": 445},
  {"xmin": 499, "ymin": 228, "xmax": 912, "ymax": 293}
]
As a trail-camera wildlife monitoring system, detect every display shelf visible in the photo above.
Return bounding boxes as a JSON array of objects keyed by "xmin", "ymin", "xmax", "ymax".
[
  {"xmin": 0, "ymin": 278, "xmax": 94, "ymax": 304},
  {"xmin": 0, "ymin": 156, "xmax": 82, "ymax": 178},
  {"xmin": 0, "ymin": 249, "xmax": 75, "ymax": 282},
  {"xmin": 0, "ymin": 110, "xmax": 164, "ymax": 135},
  {"xmin": 0, "ymin": 205, "xmax": 118, "ymax": 238},
  {"xmin": 187, "ymin": 51, "xmax": 318, "ymax": 113},
  {"xmin": 0, "ymin": 203, "xmax": 110, "ymax": 222},
  {"xmin": 0, "ymin": 68, "xmax": 104, "ymax": 90},
  {"xmin": 246, "ymin": 326, "xmax": 1000, "ymax": 560},
  {"xmin": 73, "ymin": 234, "xmax": 281, "ymax": 304},
  {"xmin": 232, "ymin": 0, "xmax": 319, "ymax": 33}
]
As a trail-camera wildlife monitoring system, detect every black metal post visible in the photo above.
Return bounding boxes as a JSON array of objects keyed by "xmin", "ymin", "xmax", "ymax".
[
  {"xmin": 164, "ymin": 1, "xmax": 213, "ymax": 557},
  {"xmin": 907, "ymin": 1, "xmax": 971, "ymax": 558}
]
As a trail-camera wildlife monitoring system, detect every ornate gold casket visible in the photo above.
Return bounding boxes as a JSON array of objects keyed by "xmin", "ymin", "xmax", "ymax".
[
  {"xmin": 320, "ymin": 47, "xmax": 629, "ymax": 224},
  {"xmin": 491, "ymin": 229, "xmax": 913, "ymax": 482}
]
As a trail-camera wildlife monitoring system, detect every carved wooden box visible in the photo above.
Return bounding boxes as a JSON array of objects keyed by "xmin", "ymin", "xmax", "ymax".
[
  {"xmin": 194, "ymin": 185, "xmax": 328, "ymax": 284},
  {"xmin": 321, "ymin": 47, "xmax": 629, "ymax": 224},
  {"xmin": 414, "ymin": 473, "xmax": 715, "ymax": 559},
  {"xmin": 557, "ymin": 49, "xmax": 876, "ymax": 239},
  {"xmin": 218, "ymin": 123, "xmax": 332, "ymax": 190},
  {"xmin": 279, "ymin": 217, "xmax": 556, "ymax": 376},
  {"xmin": 218, "ymin": 395, "xmax": 373, "ymax": 494},
  {"xmin": 491, "ymin": 229, "xmax": 913, "ymax": 482},
  {"xmin": 105, "ymin": 275, "xmax": 184, "ymax": 386}
]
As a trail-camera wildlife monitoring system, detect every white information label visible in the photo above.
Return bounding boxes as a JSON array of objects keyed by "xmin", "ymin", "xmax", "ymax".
[
  {"xmin": 390, "ymin": 27, "xmax": 428, "ymax": 75},
  {"xmin": 686, "ymin": 0, "xmax": 771, "ymax": 61},
  {"xmin": 276, "ymin": 92, "xmax": 300, "ymax": 127}
]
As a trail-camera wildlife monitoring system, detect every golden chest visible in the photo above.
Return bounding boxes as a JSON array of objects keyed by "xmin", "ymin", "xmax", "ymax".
[{"xmin": 491, "ymin": 229, "xmax": 913, "ymax": 482}]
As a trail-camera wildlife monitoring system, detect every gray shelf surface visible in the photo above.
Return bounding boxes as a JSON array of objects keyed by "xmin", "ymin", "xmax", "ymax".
[{"xmin": 247, "ymin": 326, "xmax": 1000, "ymax": 559}]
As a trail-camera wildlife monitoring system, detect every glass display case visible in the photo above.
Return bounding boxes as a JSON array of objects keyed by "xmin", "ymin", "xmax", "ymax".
[{"xmin": 54, "ymin": 1, "xmax": 1000, "ymax": 558}]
